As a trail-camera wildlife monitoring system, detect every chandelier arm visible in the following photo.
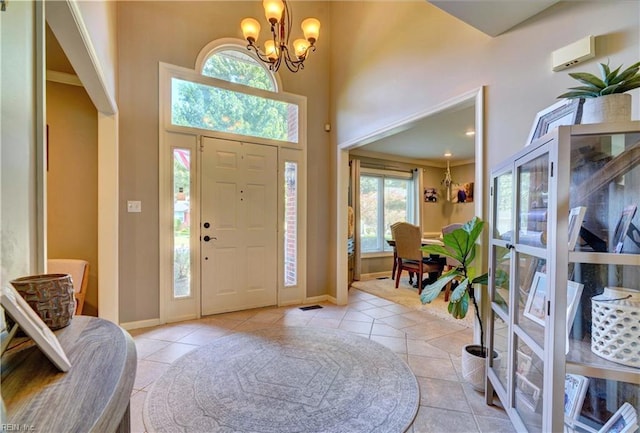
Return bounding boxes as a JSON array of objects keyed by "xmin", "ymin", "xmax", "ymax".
[
  {"xmin": 283, "ymin": 0, "xmax": 292, "ymax": 46},
  {"xmin": 246, "ymin": 44, "xmax": 275, "ymax": 65}
]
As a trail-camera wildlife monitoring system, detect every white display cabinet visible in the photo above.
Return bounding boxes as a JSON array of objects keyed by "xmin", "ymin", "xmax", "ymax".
[{"xmin": 486, "ymin": 121, "xmax": 640, "ymax": 433}]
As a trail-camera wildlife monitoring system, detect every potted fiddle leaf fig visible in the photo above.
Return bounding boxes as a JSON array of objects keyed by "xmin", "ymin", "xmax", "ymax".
[
  {"xmin": 420, "ymin": 217, "xmax": 493, "ymax": 391},
  {"xmin": 558, "ymin": 61, "xmax": 640, "ymax": 124}
]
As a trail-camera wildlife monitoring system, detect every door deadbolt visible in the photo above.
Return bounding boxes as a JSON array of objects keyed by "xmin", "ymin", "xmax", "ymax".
[{"xmin": 204, "ymin": 222, "xmax": 210, "ymax": 228}]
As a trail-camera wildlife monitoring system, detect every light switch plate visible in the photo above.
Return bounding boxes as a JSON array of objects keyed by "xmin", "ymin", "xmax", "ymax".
[{"xmin": 127, "ymin": 200, "xmax": 142, "ymax": 213}]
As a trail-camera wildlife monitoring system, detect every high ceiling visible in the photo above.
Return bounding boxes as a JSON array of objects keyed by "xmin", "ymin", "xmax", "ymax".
[
  {"xmin": 350, "ymin": 103, "xmax": 476, "ymax": 165},
  {"xmin": 350, "ymin": 1, "xmax": 560, "ymax": 164}
]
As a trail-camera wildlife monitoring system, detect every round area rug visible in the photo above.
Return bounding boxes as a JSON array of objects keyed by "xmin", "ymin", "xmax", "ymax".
[{"xmin": 143, "ymin": 327, "xmax": 419, "ymax": 433}]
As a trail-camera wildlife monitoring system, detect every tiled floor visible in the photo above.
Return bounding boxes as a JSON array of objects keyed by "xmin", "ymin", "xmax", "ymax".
[{"xmin": 128, "ymin": 286, "xmax": 516, "ymax": 433}]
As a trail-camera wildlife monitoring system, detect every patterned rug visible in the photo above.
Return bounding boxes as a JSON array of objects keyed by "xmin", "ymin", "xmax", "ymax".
[{"xmin": 144, "ymin": 327, "xmax": 419, "ymax": 433}]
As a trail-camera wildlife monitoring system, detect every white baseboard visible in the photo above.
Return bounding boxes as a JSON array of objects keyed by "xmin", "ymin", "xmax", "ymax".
[{"xmin": 120, "ymin": 318, "xmax": 161, "ymax": 331}]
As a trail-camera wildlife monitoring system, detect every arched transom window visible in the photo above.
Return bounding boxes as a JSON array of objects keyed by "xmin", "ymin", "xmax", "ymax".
[
  {"xmin": 201, "ymin": 49, "xmax": 276, "ymax": 91},
  {"xmin": 170, "ymin": 44, "xmax": 298, "ymax": 143}
]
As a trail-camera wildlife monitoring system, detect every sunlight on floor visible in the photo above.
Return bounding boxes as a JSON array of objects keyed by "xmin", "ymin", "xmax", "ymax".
[{"xmin": 127, "ymin": 288, "xmax": 515, "ymax": 433}]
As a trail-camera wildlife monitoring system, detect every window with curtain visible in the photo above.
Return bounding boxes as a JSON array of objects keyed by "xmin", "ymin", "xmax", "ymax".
[{"xmin": 359, "ymin": 168, "xmax": 415, "ymax": 253}]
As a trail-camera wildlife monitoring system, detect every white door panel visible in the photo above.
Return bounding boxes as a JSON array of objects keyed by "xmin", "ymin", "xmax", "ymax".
[{"xmin": 201, "ymin": 137, "xmax": 277, "ymax": 315}]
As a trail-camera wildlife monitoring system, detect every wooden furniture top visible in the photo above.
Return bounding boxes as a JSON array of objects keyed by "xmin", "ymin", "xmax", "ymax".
[{"xmin": 1, "ymin": 316, "xmax": 137, "ymax": 433}]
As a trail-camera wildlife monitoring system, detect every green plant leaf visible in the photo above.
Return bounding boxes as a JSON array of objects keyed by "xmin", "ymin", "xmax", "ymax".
[
  {"xmin": 618, "ymin": 76, "xmax": 640, "ymax": 93},
  {"xmin": 472, "ymin": 273, "xmax": 489, "ymax": 285},
  {"xmin": 557, "ymin": 90, "xmax": 599, "ymax": 99},
  {"xmin": 448, "ymin": 291, "xmax": 469, "ymax": 319},
  {"xmin": 610, "ymin": 66, "xmax": 639, "ymax": 85},
  {"xmin": 420, "ymin": 271, "xmax": 457, "ymax": 304},
  {"xmin": 568, "ymin": 72, "xmax": 606, "ymax": 90},
  {"xmin": 600, "ymin": 83, "xmax": 623, "ymax": 95},
  {"xmin": 599, "ymin": 62, "xmax": 611, "ymax": 82},
  {"xmin": 421, "ymin": 244, "xmax": 456, "ymax": 260},
  {"xmin": 450, "ymin": 278, "xmax": 469, "ymax": 302},
  {"xmin": 602, "ymin": 64, "xmax": 619, "ymax": 85}
]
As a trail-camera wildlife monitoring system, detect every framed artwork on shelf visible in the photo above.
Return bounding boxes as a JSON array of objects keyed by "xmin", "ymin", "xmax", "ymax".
[
  {"xmin": 612, "ymin": 204, "xmax": 637, "ymax": 253},
  {"xmin": 526, "ymin": 98, "xmax": 584, "ymax": 146},
  {"xmin": 516, "ymin": 350, "xmax": 533, "ymax": 376},
  {"xmin": 516, "ymin": 372, "xmax": 542, "ymax": 412},
  {"xmin": 524, "ymin": 272, "xmax": 547, "ymax": 326},
  {"xmin": 564, "ymin": 374, "xmax": 589, "ymax": 424},
  {"xmin": 598, "ymin": 402, "xmax": 638, "ymax": 433},
  {"xmin": 566, "ymin": 280, "xmax": 584, "ymax": 354},
  {"xmin": 0, "ymin": 285, "xmax": 71, "ymax": 372},
  {"xmin": 568, "ymin": 206, "xmax": 587, "ymax": 251}
]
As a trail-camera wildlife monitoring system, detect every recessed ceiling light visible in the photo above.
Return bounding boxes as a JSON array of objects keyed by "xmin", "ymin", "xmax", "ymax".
[
  {"xmin": 465, "ymin": 130, "xmax": 475, "ymax": 136},
  {"xmin": 444, "ymin": 152, "xmax": 452, "ymax": 157}
]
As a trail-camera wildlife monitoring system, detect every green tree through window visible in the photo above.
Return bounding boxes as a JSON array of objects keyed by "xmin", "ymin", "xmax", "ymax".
[
  {"xmin": 202, "ymin": 50, "xmax": 275, "ymax": 91},
  {"xmin": 170, "ymin": 49, "xmax": 298, "ymax": 143}
]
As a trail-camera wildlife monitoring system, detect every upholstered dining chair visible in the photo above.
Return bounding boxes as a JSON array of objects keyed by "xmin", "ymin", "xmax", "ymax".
[
  {"xmin": 47, "ymin": 259, "xmax": 89, "ymax": 315},
  {"xmin": 389, "ymin": 221, "xmax": 403, "ymax": 281},
  {"xmin": 391, "ymin": 222, "xmax": 444, "ymax": 294},
  {"xmin": 441, "ymin": 223, "xmax": 463, "ymax": 301}
]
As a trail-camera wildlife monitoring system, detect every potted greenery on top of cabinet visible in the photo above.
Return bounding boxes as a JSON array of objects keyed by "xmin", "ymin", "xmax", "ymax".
[{"xmin": 558, "ymin": 61, "xmax": 640, "ymax": 124}]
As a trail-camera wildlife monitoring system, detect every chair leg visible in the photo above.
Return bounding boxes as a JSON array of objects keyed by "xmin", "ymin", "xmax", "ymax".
[
  {"xmin": 444, "ymin": 281, "xmax": 452, "ymax": 302},
  {"xmin": 395, "ymin": 264, "xmax": 402, "ymax": 288},
  {"xmin": 391, "ymin": 251, "xmax": 398, "ymax": 279}
]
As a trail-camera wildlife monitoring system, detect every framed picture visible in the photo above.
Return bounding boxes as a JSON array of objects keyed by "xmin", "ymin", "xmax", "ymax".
[
  {"xmin": 524, "ymin": 272, "xmax": 547, "ymax": 326},
  {"xmin": 424, "ymin": 187, "xmax": 437, "ymax": 203},
  {"xmin": 564, "ymin": 374, "xmax": 589, "ymax": 424},
  {"xmin": 516, "ymin": 372, "xmax": 542, "ymax": 412},
  {"xmin": 566, "ymin": 280, "xmax": 584, "ymax": 354},
  {"xmin": 452, "ymin": 182, "xmax": 474, "ymax": 203},
  {"xmin": 598, "ymin": 402, "xmax": 638, "ymax": 433},
  {"xmin": 516, "ymin": 350, "xmax": 533, "ymax": 376},
  {"xmin": 526, "ymin": 98, "xmax": 584, "ymax": 145},
  {"xmin": 568, "ymin": 206, "xmax": 587, "ymax": 251},
  {"xmin": 612, "ymin": 204, "xmax": 637, "ymax": 253},
  {"xmin": 0, "ymin": 285, "xmax": 71, "ymax": 372}
]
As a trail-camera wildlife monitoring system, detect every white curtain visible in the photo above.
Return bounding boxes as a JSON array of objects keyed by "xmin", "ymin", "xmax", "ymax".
[
  {"xmin": 413, "ymin": 168, "xmax": 423, "ymax": 235},
  {"xmin": 350, "ymin": 159, "xmax": 361, "ymax": 281}
]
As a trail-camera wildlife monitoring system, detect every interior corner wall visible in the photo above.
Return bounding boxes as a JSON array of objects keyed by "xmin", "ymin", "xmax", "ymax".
[
  {"xmin": 116, "ymin": 1, "xmax": 331, "ymax": 322},
  {"xmin": 46, "ymin": 82, "xmax": 99, "ymax": 316},
  {"xmin": 1, "ymin": 1, "xmax": 38, "ymax": 282},
  {"xmin": 422, "ymin": 162, "xmax": 476, "ymax": 234}
]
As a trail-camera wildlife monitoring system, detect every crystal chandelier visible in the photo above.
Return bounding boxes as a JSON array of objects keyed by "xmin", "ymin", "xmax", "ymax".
[{"xmin": 240, "ymin": 0, "xmax": 320, "ymax": 73}]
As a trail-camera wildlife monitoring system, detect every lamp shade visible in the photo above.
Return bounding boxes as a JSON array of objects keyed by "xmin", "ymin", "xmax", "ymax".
[
  {"xmin": 263, "ymin": 0, "xmax": 284, "ymax": 24},
  {"xmin": 241, "ymin": 18, "xmax": 261, "ymax": 43},
  {"xmin": 264, "ymin": 40, "xmax": 279, "ymax": 61},
  {"xmin": 293, "ymin": 39, "xmax": 310, "ymax": 59},
  {"xmin": 301, "ymin": 18, "xmax": 320, "ymax": 43}
]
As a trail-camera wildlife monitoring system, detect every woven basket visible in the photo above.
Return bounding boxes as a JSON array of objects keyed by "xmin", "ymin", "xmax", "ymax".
[
  {"xmin": 591, "ymin": 287, "xmax": 640, "ymax": 368},
  {"xmin": 10, "ymin": 273, "xmax": 75, "ymax": 330}
]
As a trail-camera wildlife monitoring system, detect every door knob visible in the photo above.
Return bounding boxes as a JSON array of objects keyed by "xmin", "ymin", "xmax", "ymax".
[{"xmin": 203, "ymin": 235, "xmax": 216, "ymax": 242}]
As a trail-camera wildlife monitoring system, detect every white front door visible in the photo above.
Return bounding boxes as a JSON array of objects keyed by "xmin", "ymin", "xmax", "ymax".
[{"xmin": 200, "ymin": 137, "xmax": 278, "ymax": 315}]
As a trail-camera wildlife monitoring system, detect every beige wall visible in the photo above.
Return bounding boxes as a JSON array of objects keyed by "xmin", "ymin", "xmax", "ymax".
[
  {"xmin": 46, "ymin": 82, "xmax": 99, "ymax": 316},
  {"xmin": 422, "ymin": 162, "xmax": 476, "ymax": 234},
  {"xmin": 1, "ymin": 1, "xmax": 39, "ymax": 282},
  {"xmin": 111, "ymin": 1, "xmax": 638, "ymax": 322},
  {"xmin": 116, "ymin": 2, "xmax": 331, "ymax": 322}
]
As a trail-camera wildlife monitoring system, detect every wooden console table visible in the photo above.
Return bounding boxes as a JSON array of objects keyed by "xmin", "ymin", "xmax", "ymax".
[{"xmin": 1, "ymin": 316, "xmax": 137, "ymax": 433}]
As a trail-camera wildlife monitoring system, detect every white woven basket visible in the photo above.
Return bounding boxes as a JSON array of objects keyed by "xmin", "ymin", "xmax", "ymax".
[{"xmin": 591, "ymin": 287, "xmax": 640, "ymax": 368}]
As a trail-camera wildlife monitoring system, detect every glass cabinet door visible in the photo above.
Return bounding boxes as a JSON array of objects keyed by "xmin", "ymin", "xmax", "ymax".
[{"xmin": 514, "ymin": 149, "xmax": 550, "ymax": 433}]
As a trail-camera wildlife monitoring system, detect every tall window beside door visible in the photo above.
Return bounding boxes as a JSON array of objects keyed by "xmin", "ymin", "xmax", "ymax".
[{"xmin": 359, "ymin": 168, "xmax": 416, "ymax": 253}]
